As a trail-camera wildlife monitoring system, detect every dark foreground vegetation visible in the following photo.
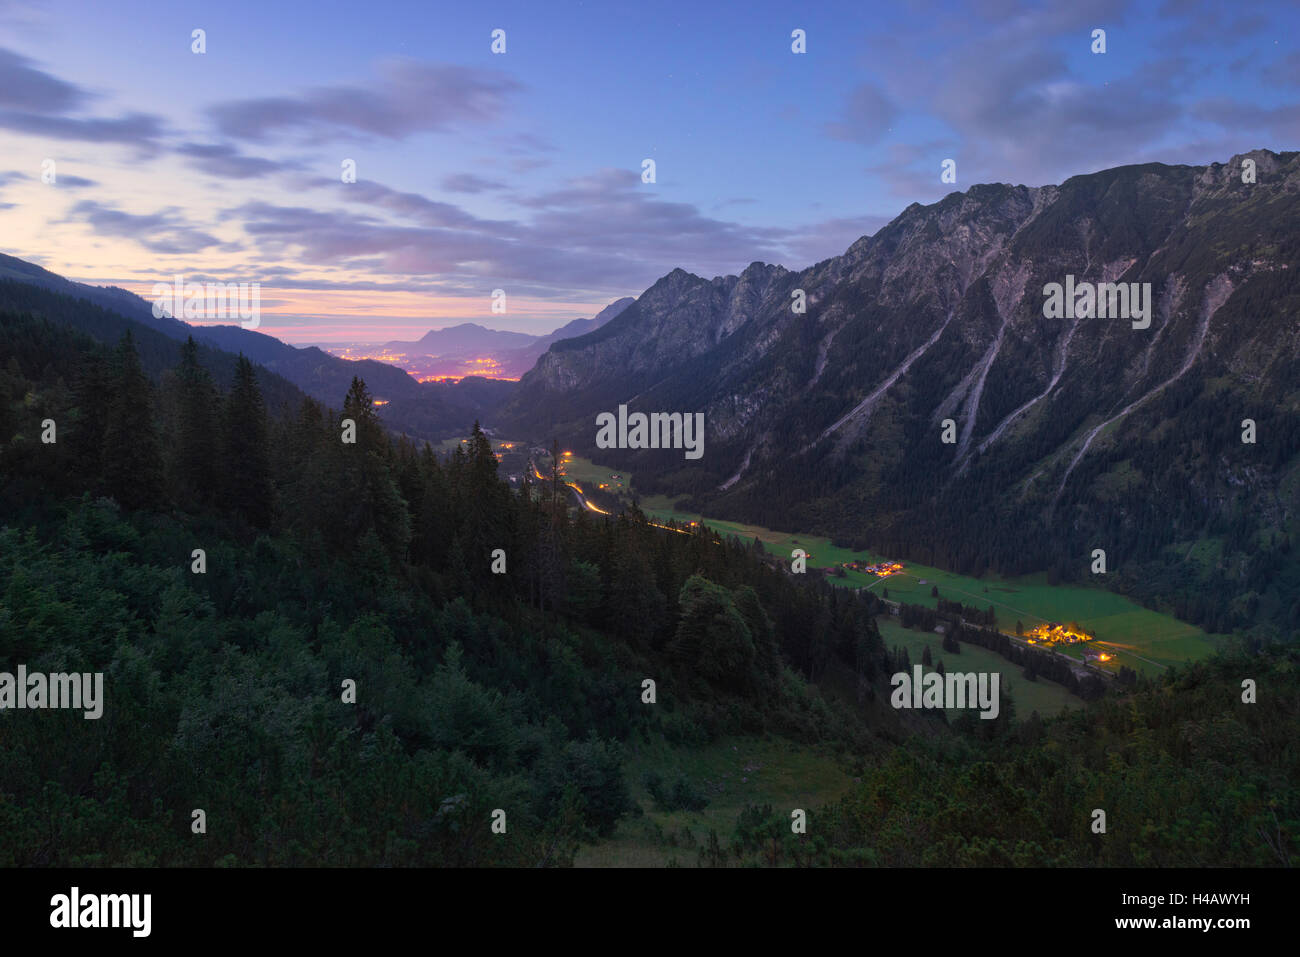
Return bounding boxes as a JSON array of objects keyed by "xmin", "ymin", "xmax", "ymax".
[{"xmin": 1, "ymin": 305, "xmax": 1295, "ymax": 866}]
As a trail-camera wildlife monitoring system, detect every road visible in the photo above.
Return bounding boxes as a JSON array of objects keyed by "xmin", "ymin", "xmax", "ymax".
[{"xmin": 528, "ymin": 457, "xmax": 611, "ymax": 515}]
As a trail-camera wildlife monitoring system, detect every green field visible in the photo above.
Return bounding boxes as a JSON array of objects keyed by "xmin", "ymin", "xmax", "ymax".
[
  {"xmin": 875, "ymin": 616, "xmax": 1080, "ymax": 718},
  {"xmin": 548, "ymin": 451, "xmax": 631, "ymax": 496},
  {"xmin": 575, "ymin": 735, "xmax": 855, "ymax": 867},
  {"xmin": 637, "ymin": 497, "xmax": 1219, "ymax": 676}
]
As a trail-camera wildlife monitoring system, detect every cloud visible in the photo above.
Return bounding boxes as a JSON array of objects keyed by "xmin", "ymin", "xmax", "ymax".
[
  {"xmin": 1262, "ymin": 51, "xmax": 1300, "ymax": 87},
  {"xmin": 63, "ymin": 200, "xmax": 227, "ymax": 254},
  {"xmin": 225, "ymin": 167, "xmax": 807, "ymax": 295},
  {"xmin": 493, "ymin": 131, "xmax": 556, "ymax": 155},
  {"xmin": 0, "ymin": 46, "xmax": 83, "ymax": 111},
  {"xmin": 0, "ymin": 168, "xmax": 26, "ymax": 208},
  {"xmin": 306, "ymin": 177, "xmax": 514, "ymax": 230},
  {"xmin": 860, "ymin": 6, "xmax": 1199, "ymax": 193},
  {"xmin": 177, "ymin": 142, "xmax": 298, "ymax": 179},
  {"xmin": 441, "ymin": 172, "xmax": 508, "ymax": 193},
  {"xmin": 207, "ymin": 59, "xmax": 522, "ymax": 142},
  {"xmin": 1192, "ymin": 97, "xmax": 1300, "ymax": 142},
  {"xmin": 53, "ymin": 173, "xmax": 97, "ymax": 188},
  {"xmin": 825, "ymin": 84, "xmax": 898, "ymax": 145},
  {"xmin": 0, "ymin": 108, "xmax": 164, "ymax": 147},
  {"xmin": 509, "ymin": 156, "xmax": 551, "ymax": 173},
  {"xmin": 781, "ymin": 214, "xmax": 894, "ymax": 264},
  {"xmin": 1157, "ymin": 0, "xmax": 1267, "ymax": 44},
  {"xmin": 0, "ymin": 47, "xmax": 165, "ymax": 149}
]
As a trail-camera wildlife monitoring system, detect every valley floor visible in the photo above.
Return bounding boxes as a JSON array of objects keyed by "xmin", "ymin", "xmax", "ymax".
[{"xmin": 505, "ymin": 441, "xmax": 1220, "ymax": 678}]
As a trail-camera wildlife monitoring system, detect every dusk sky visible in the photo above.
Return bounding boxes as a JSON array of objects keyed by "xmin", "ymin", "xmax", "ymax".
[{"xmin": 0, "ymin": 0, "xmax": 1295, "ymax": 343}]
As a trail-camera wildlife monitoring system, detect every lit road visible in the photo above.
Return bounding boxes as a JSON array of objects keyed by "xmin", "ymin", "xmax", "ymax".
[{"xmin": 528, "ymin": 458, "xmax": 611, "ymax": 515}]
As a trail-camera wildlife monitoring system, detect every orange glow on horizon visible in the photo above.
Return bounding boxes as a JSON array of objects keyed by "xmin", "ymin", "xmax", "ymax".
[{"xmin": 106, "ymin": 281, "xmax": 604, "ymax": 346}]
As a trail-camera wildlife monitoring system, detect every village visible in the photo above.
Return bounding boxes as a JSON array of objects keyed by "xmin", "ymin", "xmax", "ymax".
[
  {"xmin": 844, "ymin": 559, "xmax": 905, "ymax": 577},
  {"xmin": 1024, "ymin": 622, "xmax": 1094, "ymax": 646}
]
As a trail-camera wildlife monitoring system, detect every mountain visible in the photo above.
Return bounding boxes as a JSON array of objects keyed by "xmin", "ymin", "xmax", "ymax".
[
  {"xmin": 194, "ymin": 325, "xmax": 427, "ymax": 401},
  {"xmin": 0, "ymin": 256, "xmax": 515, "ymax": 439},
  {"xmin": 0, "ymin": 278, "xmax": 313, "ymax": 418},
  {"xmin": 381, "ymin": 298, "xmax": 635, "ymax": 379},
  {"xmin": 494, "ymin": 297, "xmax": 636, "ymax": 375},
  {"xmin": 384, "ymin": 322, "xmax": 537, "ymax": 355},
  {"xmin": 501, "ymin": 149, "xmax": 1300, "ymax": 637},
  {"xmin": 531, "ymin": 297, "xmax": 638, "ymax": 351},
  {"xmin": 0, "ymin": 252, "xmax": 203, "ymax": 339}
]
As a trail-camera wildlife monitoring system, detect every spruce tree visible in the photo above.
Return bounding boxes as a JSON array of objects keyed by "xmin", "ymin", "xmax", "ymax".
[
  {"xmin": 173, "ymin": 336, "xmax": 218, "ymax": 506},
  {"xmin": 342, "ymin": 375, "xmax": 383, "ymax": 451},
  {"xmin": 71, "ymin": 351, "xmax": 111, "ymax": 488},
  {"xmin": 102, "ymin": 331, "xmax": 163, "ymax": 510},
  {"xmin": 222, "ymin": 355, "xmax": 273, "ymax": 527}
]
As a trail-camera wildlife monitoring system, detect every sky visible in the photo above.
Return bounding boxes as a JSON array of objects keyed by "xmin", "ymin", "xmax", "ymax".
[{"xmin": 0, "ymin": 0, "xmax": 1295, "ymax": 344}]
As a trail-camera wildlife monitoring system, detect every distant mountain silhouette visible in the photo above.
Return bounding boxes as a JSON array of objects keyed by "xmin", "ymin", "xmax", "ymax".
[
  {"xmin": 0, "ymin": 255, "xmax": 515, "ymax": 439},
  {"xmin": 381, "ymin": 298, "xmax": 635, "ymax": 378}
]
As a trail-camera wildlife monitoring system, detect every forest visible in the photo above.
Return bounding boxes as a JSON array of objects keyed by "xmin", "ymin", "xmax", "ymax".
[{"xmin": 0, "ymin": 298, "xmax": 1295, "ymax": 867}]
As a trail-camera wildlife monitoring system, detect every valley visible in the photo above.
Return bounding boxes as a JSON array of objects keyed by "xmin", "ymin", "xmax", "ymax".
[
  {"xmin": 500, "ymin": 151, "xmax": 1300, "ymax": 644},
  {"xmin": 505, "ymin": 442, "xmax": 1220, "ymax": 681},
  {"xmin": 2, "ymin": 0, "xmax": 1296, "ymax": 887}
]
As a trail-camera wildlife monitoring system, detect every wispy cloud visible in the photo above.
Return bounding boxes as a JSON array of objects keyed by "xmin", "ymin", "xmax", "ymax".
[
  {"xmin": 62, "ymin": 200, "xmax": 231, "ymax": 255},
  {"xmin": 207, "ymin": 59, "xmax": 522, "ymax": 142},
  {"xmin": 441, "ymin": 172, "xmax": 508, "ymax": 193},
  {"xmin": 0, "ymin": 46, "xmax": 165, "ymax": 149},
  {"xmin": 177, "ymin": 142, "xmax": 299, "ymax": 179}
]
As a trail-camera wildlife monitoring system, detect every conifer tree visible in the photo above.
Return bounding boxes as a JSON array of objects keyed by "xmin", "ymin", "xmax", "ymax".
[
  {"xmin": 102, "ymin": 331, "xmax": 163, "ymax": 509},
  {"xmin": 71, "ymin": 351, "xmax": 111, "ymax": 487},
  {"xmin": 222, "ymin": 355, "xmax": 273, "ymax": 527},
  {"xmin": 172, "ymin": 336, "xmax": 218, "ymax": 505}
]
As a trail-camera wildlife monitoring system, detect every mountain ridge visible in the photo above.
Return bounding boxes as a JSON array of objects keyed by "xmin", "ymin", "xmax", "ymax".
[{"xmin": 501, "ymin": 148, "xmax": 1300, "ymax": 636}]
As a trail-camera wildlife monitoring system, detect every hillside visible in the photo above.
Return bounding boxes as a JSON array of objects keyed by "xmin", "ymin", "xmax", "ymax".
[{"xmin": 0, "ymin": 260, "xmax": 516, "ymax": 440}]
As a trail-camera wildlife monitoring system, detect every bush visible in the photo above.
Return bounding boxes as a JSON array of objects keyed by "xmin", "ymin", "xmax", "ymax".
[{"xmin": 643, "ymin": 770, "xmax": 709, "ymax": 812}]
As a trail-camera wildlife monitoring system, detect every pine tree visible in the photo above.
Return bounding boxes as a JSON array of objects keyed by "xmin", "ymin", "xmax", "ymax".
[
  {"xmin": 172, "ymin": 336, "xmax": 218, "ymax": 506},
  {"xmin": 342, "ymin": 376, "xmax": 384, "ymax": 452},
  {"xmin": 222, "ymin": 355, "xmax": 273, "ymax": 527},
  {"xmin": 102, "ymin": 331, "xmax": 163, "ymax": 510},
  {"xmin": 71, "ymin": 351, "xmax": 111, "ymax": 488}
]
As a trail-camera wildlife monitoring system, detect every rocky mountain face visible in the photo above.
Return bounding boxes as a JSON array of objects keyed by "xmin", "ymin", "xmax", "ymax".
[{"xmin": 503, "ymin": 150, "xmax": 1300, "ymax": 635}]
